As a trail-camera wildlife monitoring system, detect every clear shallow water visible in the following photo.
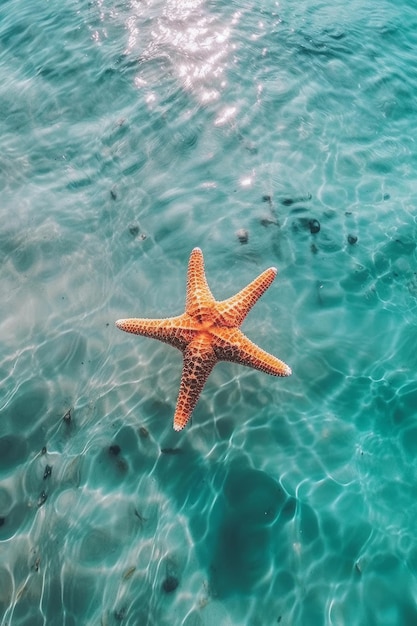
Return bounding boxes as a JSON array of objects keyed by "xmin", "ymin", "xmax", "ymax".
[{"xmin": 1, "ymin": 0, "xmax": 417, "ymax": 624}]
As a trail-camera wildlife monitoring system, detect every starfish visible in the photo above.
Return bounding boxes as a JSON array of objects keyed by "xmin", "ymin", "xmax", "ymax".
[{"xmin": 116, "ymin": 248, "xmax": 291, "ymax": 431}]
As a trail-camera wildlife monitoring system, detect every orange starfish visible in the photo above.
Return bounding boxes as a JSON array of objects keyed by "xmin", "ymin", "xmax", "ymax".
[{"xmin": 116, "ymin": 248, "xmax": 291, "ymax": 431}]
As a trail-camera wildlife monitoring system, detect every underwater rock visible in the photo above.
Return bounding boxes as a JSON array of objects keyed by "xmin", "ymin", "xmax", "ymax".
[
  {"xmin": 37, "ymin": 491, "xmax": 47, "ymax": 507},
  {"xmin": 32, "ymin": 557, "xmax": 41, "ymax": 572},
  {"xmin": 162, "ymin": 575, "xmax": 179, "ymax": 593},
  {"xmin": 260, "ymin": 216, "xmax": 279, "ymax": 227},
  {"xmin": 281, "ymin": 194, "xmax": 312, "ymax": 206},
  {"xmin": 128, "ymin": 224, "xmax": 140, "ymax": 237},
  {"xmin": 43, "ymin": 465, "xmax": 52, "ymax": 480},
  {"xmin": 128, "ymin": 224, "xmax": 147, "ymax": 241},
  {"xmin": 105, "ymin": 444, "xmax": 128, "ymax": 473},
  {"xmin": 0, "ymin": 517, "xmax": 5, "ymax": 526},
  {"xmin": 347, "ymin": 234, "xmax": 358, "ymax": 245},
  {"xmin": 138, "ymin": 426, "xmax": 149, "ymax": 439},
  {"xmin": 63, "ymin": 409, "xmax": 71, "ymax": 424},
  {"xmin": 294, "ymin": 217, "xmax": 320, "ymax": 234},
  {"xmin": 308, "ymin": 218, "xmax": 320, "ymax": 234},
  {"xmin": 161, "ymin": 447, "xmax": 183, "ymax": 455},
  {"xmin": 236, "ymin": 228, "xmax": 249, "ymax": 244},
  {"xmin": 109, "ymin": 444, "xmax": 121, "ymax": 456}
]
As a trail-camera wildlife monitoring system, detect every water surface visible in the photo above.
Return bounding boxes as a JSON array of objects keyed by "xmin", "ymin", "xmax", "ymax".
[{"xmin": 1, "ymin": 0, "xmax": 417, "ymax": 624}]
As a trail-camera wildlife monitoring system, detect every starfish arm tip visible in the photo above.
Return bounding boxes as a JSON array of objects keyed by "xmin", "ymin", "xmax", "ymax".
[
  {"xmin": 115, "ymin": 319, "xmax": 124, "ymax": 329},
  {"xmin": 173, "ymin": 409, "xmax": 190, "ymax": 431}
]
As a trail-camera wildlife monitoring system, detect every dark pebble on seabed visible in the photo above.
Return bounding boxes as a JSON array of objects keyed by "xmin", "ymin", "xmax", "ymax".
[
  {"xmin": 282, "ymin": 193, "xmax": 312, "ymax": 206},
  {"xmin": 347, "ymin": 234, "xmax": 358, "ymax": 245},
  {"xmin": 161, "ymin": 447, "xmax": 183, "ymax": 455},
  {"xmin": 162, "ymin": 576, "xmax": 179, "ymax": 593},
  {"xmin": 139, "ymin": 426, "xmax": 149, "ymax": 439},
  {"xmin": 107, "ymin": 447, "xmax": 128, "ymax": 473},
  {"xmin": 114, "ymin": 607, "xmax": 126, "ymax": 621},
  {"xmin": 308, "ymin": 218, "xmax": 320, "ymax": 234},
  {"xmin": 236, "ymin": 228, "xmax": 249, "ymax": 244},
  {"xmin": 260, "ymin": 216, "xmax": 278, "ymax": 227},
  {"xmin": 43, "ymin": 465, "xmax": 52, "ymax": 480},
  {"xmin": 41, "ymin": 446, "xmax": 47, "ymax": 455},
  {"xmin": 63, "ymin": 409, "xmax": 71, "ymax": 424},
  {"xmin": 294, "ymin": 217, "xmax": 320, "ymax": 234},
  {"xmin": 262, "ymin": 194, "xmax": 272, "ymax": 205},
  {"xmin": 38, "ymin": 491, "xmax": 48, "ymax": 507},
  {"xmin": 0, "ymin": 517, "xmax": 5, "ymax": 527},
  {"xmin": 109, "ymin": 444, "xmax": 121, "ymax": 456},
  {"xmin": 110, "ymin": 188, "xmax": 117, "ymax": 200},
  {"xmin": 128, "ymin": 224, "xmax": 140, "ymax": 237}
]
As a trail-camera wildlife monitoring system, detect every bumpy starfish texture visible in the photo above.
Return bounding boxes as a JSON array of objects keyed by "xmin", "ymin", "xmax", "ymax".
[{"xmin": 116, "ymin": 248, "xmax": 291, "ymax": 431}]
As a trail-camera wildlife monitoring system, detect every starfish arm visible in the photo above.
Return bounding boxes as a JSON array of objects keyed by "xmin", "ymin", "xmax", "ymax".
[
  {"xmin": 215, "ymin": 267, "xmax": 277, "ymax": 327},
  {"xmin": 185, "ymin": 247, "xmax": 215, "ymax": 319},
  {"xmin": 173, "ymin": 338, "xmax": 217, "ymax": 431},
  {"xmin": 115, "ymin": 315, "xmax": 196, "ymax": 351},
  {"xmin": 213, "ymin": 328, "xmax": 292, "ymax": 377}
]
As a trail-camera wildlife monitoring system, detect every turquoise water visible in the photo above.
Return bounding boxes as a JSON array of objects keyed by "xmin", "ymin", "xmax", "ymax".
[{"xmin": 1, "ymin": 0, "xmax": 417, "ymax": 623}]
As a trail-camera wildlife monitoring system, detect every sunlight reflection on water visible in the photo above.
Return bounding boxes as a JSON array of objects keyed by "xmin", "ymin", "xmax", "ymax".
[{"xmin": 125, "ymin": 0, "xmax": 239, "ymax": 106}]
